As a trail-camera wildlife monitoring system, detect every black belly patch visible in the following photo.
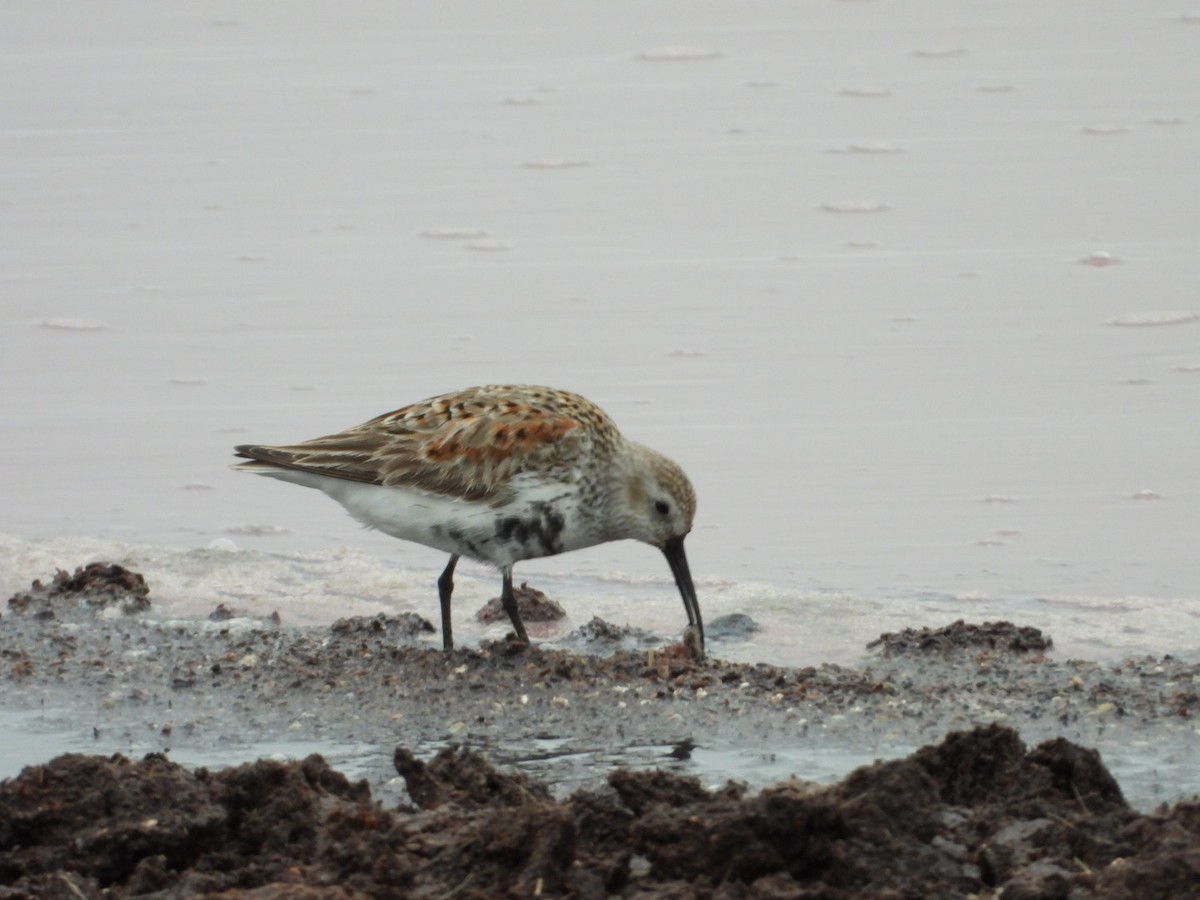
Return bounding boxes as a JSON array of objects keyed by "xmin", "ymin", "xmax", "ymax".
[
  {"xmin": 494, "ymin": 502, "xmax": 566, "ymax": 556},
  {"xmin": 444, "ymin": 525, "xmax": 485, "ymax": 559}
]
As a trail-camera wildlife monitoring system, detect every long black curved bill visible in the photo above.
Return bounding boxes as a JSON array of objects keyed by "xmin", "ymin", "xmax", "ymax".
[{"xmin": 662, "ymin": 536, "xmax": 704, "ymax": 657}]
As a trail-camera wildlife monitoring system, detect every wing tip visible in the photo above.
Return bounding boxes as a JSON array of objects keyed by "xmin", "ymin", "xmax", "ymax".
[
  {"xmin": 234, "ymin": 444, "xmax": 279, "ymax": 461},
  {"xmin": 232, "ymin": 444, "xmax": 287, "ymax": 472}
]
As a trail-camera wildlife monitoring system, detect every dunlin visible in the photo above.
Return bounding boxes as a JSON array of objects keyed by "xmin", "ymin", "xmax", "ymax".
[{"xmin": 233, "ymin": 385, "xmax": 703, "ymax": 655}]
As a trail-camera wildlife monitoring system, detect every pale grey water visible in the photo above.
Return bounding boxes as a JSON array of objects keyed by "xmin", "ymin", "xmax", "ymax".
[
  {"xmin": 2, "ymin": 1, "xmax": 1196, "ymax": 634},
  {"xmin": 4, "ymin": 707, "xmax": 1196, "ymax": 814}
]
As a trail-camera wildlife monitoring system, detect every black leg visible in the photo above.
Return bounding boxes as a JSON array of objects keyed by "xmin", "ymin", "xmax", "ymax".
[
  {"xmin": 498, "ymin": 566, "xmax": 530, "ymax": 645},
  {"xmin": 437, "ymin": 555, "xmax": 459, "ymax": 650}
]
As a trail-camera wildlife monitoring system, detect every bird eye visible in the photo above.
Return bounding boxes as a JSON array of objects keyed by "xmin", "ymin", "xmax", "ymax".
[{"xmin": 654, "ymin": 500, "xmax": 670, "ymax": 516}]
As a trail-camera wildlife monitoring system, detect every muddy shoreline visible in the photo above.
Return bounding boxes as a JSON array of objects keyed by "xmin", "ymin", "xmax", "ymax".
[{"xmin": 2, "ymin": 565, "xmax": 1199, "ymax": 897}]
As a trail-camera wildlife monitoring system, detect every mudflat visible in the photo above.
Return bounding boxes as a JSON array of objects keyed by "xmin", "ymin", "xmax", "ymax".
[{"xmin": 2, "ymin": 564, "xmax": 1198, "ymax": 897}]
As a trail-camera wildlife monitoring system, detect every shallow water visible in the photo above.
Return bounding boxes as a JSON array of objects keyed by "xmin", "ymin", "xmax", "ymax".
[
  {"xmin": 3, "ymin": 535, "xmax": 1197, "ymax": 668},
  {"xmin": 5, "ymin": 704, "xmax": 1196, "ymax": 814},
  {"xmin": 3, "ymin": 2, "xmax": 1196, "ymax": 636}
]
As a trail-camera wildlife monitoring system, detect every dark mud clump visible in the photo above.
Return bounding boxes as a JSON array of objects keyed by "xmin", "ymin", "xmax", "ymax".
[
  {"xmin": 330, "ymin": 611, "xmax": 436, "ymax": 640},
  {"xmin": 868, "ymin": 618, "xmax": 1053, "ymax": 655},
  {"xmin": 392, "ymin": 744, "xmax": 552, "ymax": 810},
  {"xmin": 6, "ymin": 562, "xmax": 150, "ymax": 617},
  {"xmin": 476, "ymin": 581, "xmax": 566, "ymax": 623},
  {"xmin": 566, "ymin": 615, "xmax": 659, "ymax": 646},
  {"xmin": 2, "ymin": 725, "xmax": 1198, "ymax": 898}
]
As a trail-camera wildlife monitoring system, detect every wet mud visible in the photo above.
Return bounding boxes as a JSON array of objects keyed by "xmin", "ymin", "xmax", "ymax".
[
  {"xmin": 3, "ymin": 564, "xmax": 1199, "ymax": 897},
  {"xmin": 2, "ymin": 726, "xmax": 1198, "ymax": 898},
  {"xmin": 867, "ymin": 619, "xmax": 1054, "ymax": 656}
]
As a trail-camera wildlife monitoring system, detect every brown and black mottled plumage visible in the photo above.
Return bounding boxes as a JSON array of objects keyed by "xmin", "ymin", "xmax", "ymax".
[{"xmin": 234, "ymin": 385, "xmax": 702, "ymax": 655}]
